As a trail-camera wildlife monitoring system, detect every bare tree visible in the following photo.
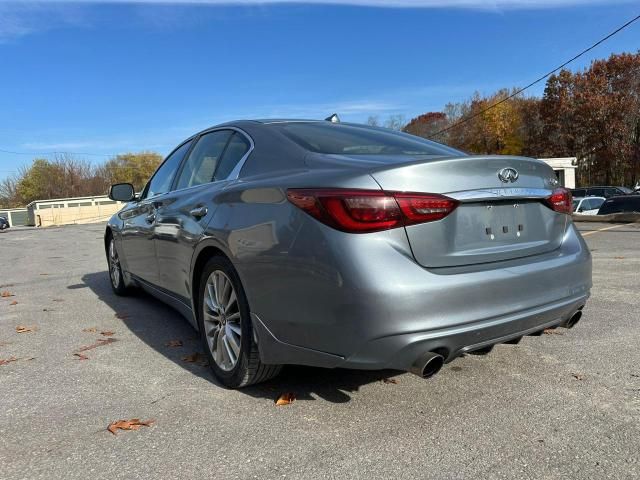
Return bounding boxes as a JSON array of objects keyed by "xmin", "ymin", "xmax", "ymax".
[
  {"xmin": 383, "ymin": 114, "xmax": 406, "ymax": 131},
  {"xmin": 366, "ymin": 115, "xmax": 380, "ymax": 127}
]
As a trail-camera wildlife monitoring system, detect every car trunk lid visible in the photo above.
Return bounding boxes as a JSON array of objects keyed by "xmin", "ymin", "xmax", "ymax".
[{"xmin": 368, "ymin": 155, "xmax": 567, "ymax": 268}]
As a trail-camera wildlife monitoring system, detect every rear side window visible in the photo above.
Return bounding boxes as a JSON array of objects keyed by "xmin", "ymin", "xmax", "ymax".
[
  {"xmin": 588, "ymin": 198, "xmax": 605, "ymax": 210},
  {"xmin": 145, "ymin": 140, "xmax": 193, "ymax": 199},
  {"xmin": 589, "ymin": 188, "xmax": 605, "ymax": 197},
  {"xmin": 274, "ymin": 122, "xmax": 463, "ymax": 156},
  {"xmin": 175, "ymin": 130, "xmax": 232, "ymax": 190},
  {"xmin": 214, "ymin": 132, "xmax": 251, "ymax": 181},
  {"xmin": 572, "ymin": 189, "xmax": 586, "ymax": 197}
]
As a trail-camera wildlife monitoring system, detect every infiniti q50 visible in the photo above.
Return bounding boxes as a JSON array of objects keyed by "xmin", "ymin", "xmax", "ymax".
[{"xmin": 106, "ymin": 120, "xmax": 592, "ymax": 388}]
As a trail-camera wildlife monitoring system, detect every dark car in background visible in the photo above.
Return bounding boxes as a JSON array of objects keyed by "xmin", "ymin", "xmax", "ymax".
[
  {"xmin": 598, "ymin": 195, "xmax": 640, "ymax": 215},
  {"xmin": 571, "ymin": 186, "xmax": 633, "ymax": 198},
  {"xmin": 0, "ymin": 216, "xmax": 9, "ymax": 230}
]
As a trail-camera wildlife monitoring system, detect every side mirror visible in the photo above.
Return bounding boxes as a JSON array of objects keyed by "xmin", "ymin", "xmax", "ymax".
[
  {"xmin": 109, "ymin": 183, "xmax": 136, "ymax": 202},
  {"xmin": 577, "ymin": 208, "xmax": 584, "ymax": 213}
]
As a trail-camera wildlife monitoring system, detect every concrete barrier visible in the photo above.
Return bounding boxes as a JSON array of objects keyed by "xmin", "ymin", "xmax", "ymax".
[{"xmin": 572, "ymin": 212, "xmax": 640, "ymax": 223}]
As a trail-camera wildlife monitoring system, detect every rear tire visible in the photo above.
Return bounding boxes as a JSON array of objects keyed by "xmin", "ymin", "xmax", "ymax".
[{"xmin": 197, "ymin": 255, "xmax": 281, "ymax": 388}]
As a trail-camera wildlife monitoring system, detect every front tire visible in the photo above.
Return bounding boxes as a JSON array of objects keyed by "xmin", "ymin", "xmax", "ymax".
[
  {"xmin": 197, "ymin": 256, "xmax": 281, "ymax": 388},
  {"xmin": 108, "ymin": 237, "xmax": 129, "ymax": 296}
]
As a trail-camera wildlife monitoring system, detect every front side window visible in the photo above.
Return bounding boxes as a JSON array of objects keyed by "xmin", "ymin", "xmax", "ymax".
[
  {"xmin": 145, "ymin": 140, "xmax": 193, "ymax": 199},
  {"xmin": 175, "ymin": 130, "xmax": 232, "ymax": 190}
]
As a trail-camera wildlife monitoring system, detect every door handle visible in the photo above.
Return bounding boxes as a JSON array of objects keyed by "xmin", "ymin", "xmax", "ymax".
[{"xmin": 189, "ymin": 206, "xmax": 208, "ymax": 219}]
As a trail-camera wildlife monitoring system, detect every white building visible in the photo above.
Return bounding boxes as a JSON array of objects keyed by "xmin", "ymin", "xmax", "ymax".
[{"xmin": 540, "ymin": 157, "xmax": 577, "ymax": 189}]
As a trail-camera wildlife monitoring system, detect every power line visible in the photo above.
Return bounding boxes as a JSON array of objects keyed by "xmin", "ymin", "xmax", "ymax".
[{"xmin": 428, "ymin": 12, "xmax": 640, "ymax": 140}]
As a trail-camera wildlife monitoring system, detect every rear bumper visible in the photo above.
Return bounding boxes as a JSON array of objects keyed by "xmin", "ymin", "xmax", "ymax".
[
  {"xmin": 245, "ymin": 220, "xmax": 592, "ymax": 370},
  {"xmin": 341, "ymin": 293, "xmax": 588, "ymax": 370}
]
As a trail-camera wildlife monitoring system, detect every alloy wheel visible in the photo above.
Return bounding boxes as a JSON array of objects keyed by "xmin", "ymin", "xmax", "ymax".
[
  {"xmin": 203, "ymin": 270, "xmax": 242, "ymax": 372},
  {"xmin": 109, "ymin": 239, "xmax": 121, "ymax": 288}
]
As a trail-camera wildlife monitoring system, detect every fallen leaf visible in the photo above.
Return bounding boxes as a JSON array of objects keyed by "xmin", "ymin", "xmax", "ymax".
[
  {"xmin": 74, "ymin": 353, "xmax": 89, "ymax": 360},
  {"xmin": 76, "ymin": 338, "xmax": 117, "ymax": 352},
  {"xmin": 165, "ymin": 340, "xmax": 183, "ymax": 347},
  {"xmin": 382, "ymin": 378, "xmax": 398, "ymax": 384},
  {"xmin": 107, "ymin": 418, "xmax": 154, "ymax": 435},
  {"xmin": 1, "ymin": 291, "xmax": 15, "ymax": 297},
  {"xmin": 614, "ymin": 256, "xmax": 625, "ymax": 260},
  {"xmin": 572, "ymin": 373, "xmax": 585, "ymax": 381},
  {"xmin": 9, "ymin": 300, "xmax": 18, "ymax": 306},
  {"xmin": 52, "ymin": 298, "xmax": 64, "ymax": 302},
  {"xmin": 181, "ymin": 352, "xmax": 208, "ymax": 365},
  {"xmin": 275, "ymin": 392, "xmax": 296, "ymax": 406},
  {"xmin": 115, "ymin": 312, "xmax": 130, "ymax": 320},
  {"xmin": 100, "ymin": 331, "xmax": 115, "ymax": 337},
  {"xmin": 16, "ymin": 326, "xmax": 36, "ymax": 333},
  {"xmin": 39, "ymin": 273, "xmax": 50, "ymax": 276},
  {"xmin": 82, "ymin": 327, "xmax": 97, "ymax": 333},
  {"xmin": 0, "ymin": 356, "xmax": 18, "ymax": 366},
  {"xmin": 543, "ymin": 328, "xmax": 564, "ymax": 335},
  {"xmin": 0, "ymin": 284, "xmax": 14, "ymax": 288}
]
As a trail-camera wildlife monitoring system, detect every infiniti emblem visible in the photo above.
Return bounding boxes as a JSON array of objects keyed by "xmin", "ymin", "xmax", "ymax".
[{"xmin": 498, "ymin": 167, "xmax": 519, "ymax": 183}]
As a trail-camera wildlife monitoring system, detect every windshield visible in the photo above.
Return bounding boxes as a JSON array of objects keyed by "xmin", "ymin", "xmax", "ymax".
[{"xmin": 274, "ymin": 122, "xmax": 464, "ymax": 157}]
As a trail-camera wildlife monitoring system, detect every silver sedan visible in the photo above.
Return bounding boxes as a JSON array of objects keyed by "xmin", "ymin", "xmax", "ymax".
[{"xmin": 106, "ymin": 119, "xmax": 592, "ymax": 388}]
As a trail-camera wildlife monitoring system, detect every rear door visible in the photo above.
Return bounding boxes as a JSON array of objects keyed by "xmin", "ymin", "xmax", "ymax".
[
  {"xmin": 154, "ymin": 129, "xmax": 252, "ymax": 302},
  {"xmin": 369, "ymin": 156, "xmax": 567, "ymax": 268},
  {"xmin": 119, "ymin": 140, "xmax": 193, "ymax": 285}
]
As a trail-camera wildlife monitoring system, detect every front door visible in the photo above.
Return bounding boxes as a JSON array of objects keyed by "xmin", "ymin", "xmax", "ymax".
[
  {"xmin": 154, "ymin": 129, "xmax": 252, "ymax": 301},
  {"xmin": 119, "ymin": 139, "xmax": 194, "ymax": 285}
]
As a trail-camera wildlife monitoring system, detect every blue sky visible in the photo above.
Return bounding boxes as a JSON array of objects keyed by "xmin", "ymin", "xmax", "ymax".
[{"xmin": 0, "ymin": 0, "xmax": 638, "ymax": 179}]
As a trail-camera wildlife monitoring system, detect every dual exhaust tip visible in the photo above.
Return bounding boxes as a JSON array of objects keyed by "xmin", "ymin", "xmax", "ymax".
[
  {"xmin": 409, "ymin": 309, "xmax": 584, "ymax": 379},
  {"xmin": 409, "ymin": 351, "xmax": 445, "ymax": 379},
  {"xmin": 565, "ymin": 310, "xmax": 582, "ymax": 329}
]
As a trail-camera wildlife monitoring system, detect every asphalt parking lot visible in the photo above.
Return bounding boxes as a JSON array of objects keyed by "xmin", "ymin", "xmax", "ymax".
[{"xmin": 1, "ymin": 222, "xmax": 639, "ymax": 480}]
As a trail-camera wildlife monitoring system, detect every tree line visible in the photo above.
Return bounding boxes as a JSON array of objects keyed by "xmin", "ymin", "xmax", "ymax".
[
  {"xmin": 0, "ymin": 152, "xmax": 163, "ymax": 208},
  {"xmin": 400, "ymin": 51, "xmax": 640, "ymax": 188}
]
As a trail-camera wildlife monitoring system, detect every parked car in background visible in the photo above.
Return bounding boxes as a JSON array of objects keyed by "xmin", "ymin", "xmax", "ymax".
[
  {"xmin": 598, "ymin": 195, "xmax": 640, "ymax": 215},
  {"xmin": 0, "ymin": 216, "xmax": 9, "ymax": 230},
  {"xmin": 571, "ymin": 186, "xmax": 632, "ymax": 198},
  {"xmin": 572, "ymin": 197, "xmax": 605, "ymax": 215},
  {"xmin": 105, "ymin": 119, "xmax": 592, "ymax": 388}
]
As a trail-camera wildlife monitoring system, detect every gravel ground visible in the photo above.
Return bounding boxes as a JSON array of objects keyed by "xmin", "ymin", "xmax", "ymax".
[{"xmin": 1, "ymin": 222, "xmax": 639, "ymax": 480}]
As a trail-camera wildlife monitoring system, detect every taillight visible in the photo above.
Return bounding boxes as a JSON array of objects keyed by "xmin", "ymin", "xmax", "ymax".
[
  {"xmin": 286, "ymin": 189, "xmax": 458, "ymax": 233},
  {"xmin": 545, "ymin": 187, "xmax": 572, "ymax": 214}
]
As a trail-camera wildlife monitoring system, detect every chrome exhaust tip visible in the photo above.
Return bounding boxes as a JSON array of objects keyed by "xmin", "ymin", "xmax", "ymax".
[
  {"xmin": 409, "ymin": 352, "xmax": 445, "ymax": 379},
  {"xmin": 565, "ymin": 310, "xmax": 582, "ymax": 329}
]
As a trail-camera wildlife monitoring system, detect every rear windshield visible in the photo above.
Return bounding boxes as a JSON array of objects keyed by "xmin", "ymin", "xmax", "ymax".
[
  {"xmin": 598, "ymin": 197, "xmax": 640, "ymax": 215},
  {"xmin": 274, "ymin": 122, "xmax": 463, "ymax": 157}
]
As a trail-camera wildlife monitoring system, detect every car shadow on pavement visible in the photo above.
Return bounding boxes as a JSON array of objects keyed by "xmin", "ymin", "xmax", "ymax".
[{"xmin": 81, "ymin": 270, "xmax": 400, "ymax": 403}]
